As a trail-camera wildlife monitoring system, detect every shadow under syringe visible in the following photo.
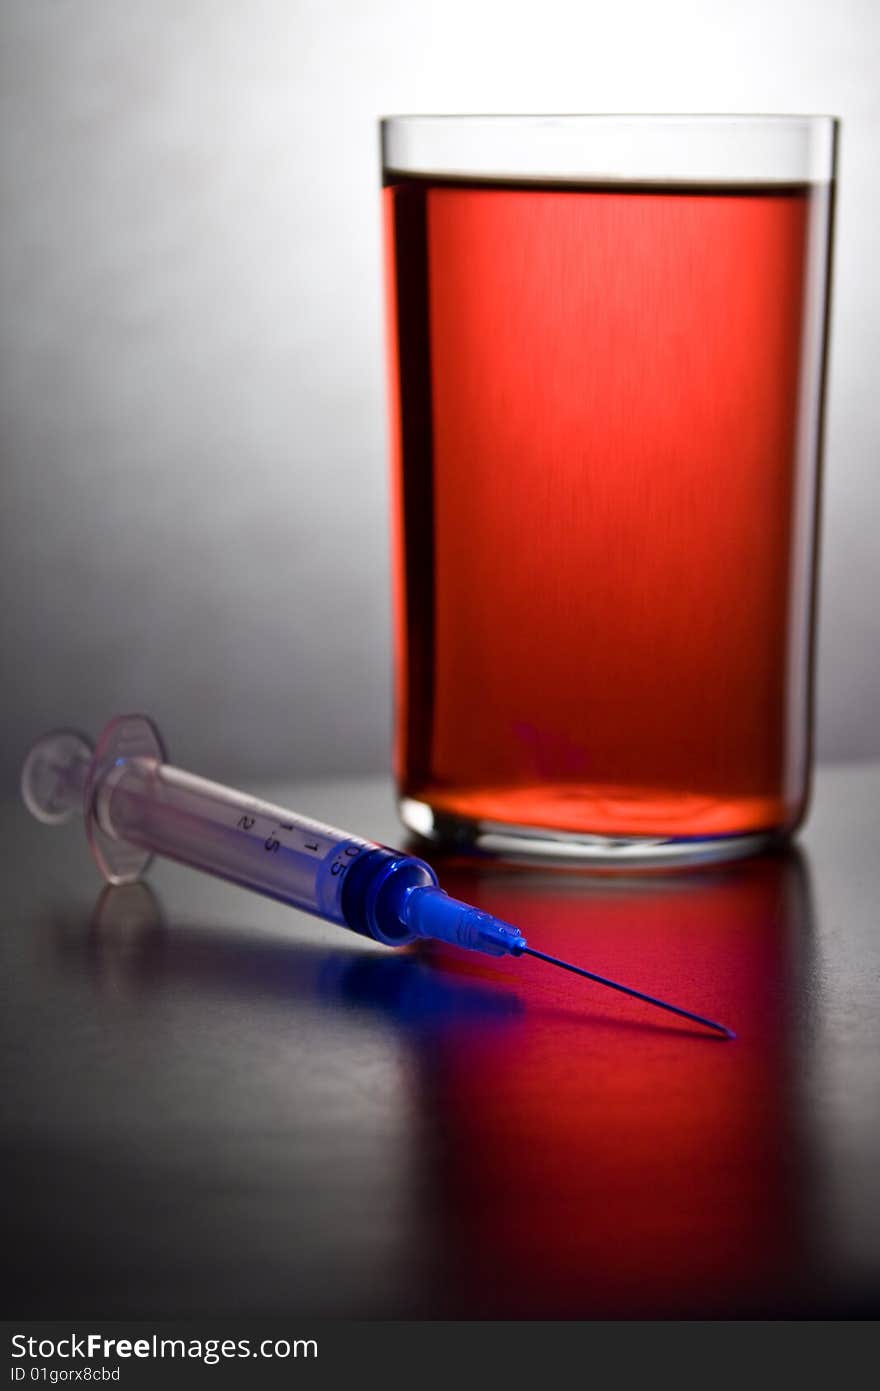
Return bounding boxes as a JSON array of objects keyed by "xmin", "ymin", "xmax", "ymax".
[{"xmin": 50, "ymin": 882, "xmax": 523, "ymax": 1035}]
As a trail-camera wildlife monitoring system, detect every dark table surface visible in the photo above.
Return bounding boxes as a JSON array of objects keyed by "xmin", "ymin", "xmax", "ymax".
[{"xmin": 3, "ymin": 763, "xmax": 879, "ymax": 1319}]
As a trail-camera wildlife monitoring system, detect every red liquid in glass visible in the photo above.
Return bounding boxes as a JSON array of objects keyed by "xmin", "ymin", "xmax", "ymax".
[{"xmin": 383, "ymin": 179, "xmax": 831, "ymax": 840}]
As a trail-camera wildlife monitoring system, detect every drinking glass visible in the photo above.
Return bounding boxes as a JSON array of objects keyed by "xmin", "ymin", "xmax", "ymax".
[{"xmin": 381, "ymin": 115, "xmax": 837, "ymax": 863}]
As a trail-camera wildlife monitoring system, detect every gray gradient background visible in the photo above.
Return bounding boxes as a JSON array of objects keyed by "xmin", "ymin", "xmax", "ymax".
[{"xmin": 1, "ymin": 0, "xmax": 878, "ymax": 791}]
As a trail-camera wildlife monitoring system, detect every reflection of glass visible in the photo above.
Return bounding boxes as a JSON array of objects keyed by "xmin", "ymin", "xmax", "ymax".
[
  {"xmin": 383, "ymin": 116, "xmax": 837, "ymax": 862},
  {"xmin": 416, "ymin": 848, "xmax": 815, "ymax": 1316}
]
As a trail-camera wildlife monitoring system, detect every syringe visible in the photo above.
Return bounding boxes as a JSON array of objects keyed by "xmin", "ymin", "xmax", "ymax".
[{"xmin": 21, "ymin": 714, "xmax": 735, "ymax": 1039}]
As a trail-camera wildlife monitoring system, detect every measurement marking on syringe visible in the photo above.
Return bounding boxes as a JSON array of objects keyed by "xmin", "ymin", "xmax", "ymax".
[{"xmin": 235, "ymin": 809, "xmax": 350, "ymax": 861}]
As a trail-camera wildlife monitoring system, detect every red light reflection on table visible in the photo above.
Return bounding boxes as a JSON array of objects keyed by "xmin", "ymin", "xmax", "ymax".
[{"xmin": 418, "ymin": 849, "xmax": 813, "ymax": 1317}]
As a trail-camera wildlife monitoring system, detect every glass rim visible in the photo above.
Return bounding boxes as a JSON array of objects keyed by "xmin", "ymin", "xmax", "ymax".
[
  {"xmin": 381, "ymin": 113, "xmax": 838, "ymax": 123},
  {"xmin": 380, "ymin": 114, "xmax": 839, "ymax": 185}
]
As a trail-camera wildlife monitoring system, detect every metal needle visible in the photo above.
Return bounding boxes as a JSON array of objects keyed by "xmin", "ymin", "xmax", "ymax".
[{"xmin": 520, "ymin": 946, "xmax": 736, "ymax": 1039}]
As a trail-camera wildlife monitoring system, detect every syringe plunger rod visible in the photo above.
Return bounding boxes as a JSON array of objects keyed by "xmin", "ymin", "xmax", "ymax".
[{"xmin": 21, "ymin": 714, "xmax": 734, "ymax": 1037}]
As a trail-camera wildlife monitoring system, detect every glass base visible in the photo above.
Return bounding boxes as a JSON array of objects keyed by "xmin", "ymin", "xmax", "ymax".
[{"xmin": 399, "ymin": 797, "xmax": 779, "ymax": 868}]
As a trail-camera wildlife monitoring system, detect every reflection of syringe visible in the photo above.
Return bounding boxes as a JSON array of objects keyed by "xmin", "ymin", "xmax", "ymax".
[{"xmin": 22, "ymin": 714, "xmax": 735, "ymax": 1039}]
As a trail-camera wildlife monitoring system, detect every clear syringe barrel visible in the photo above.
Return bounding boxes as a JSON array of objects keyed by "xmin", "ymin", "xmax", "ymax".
[{"xmin": 97, "ymin": 758, "xmax": 374, "ymax": 926}]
